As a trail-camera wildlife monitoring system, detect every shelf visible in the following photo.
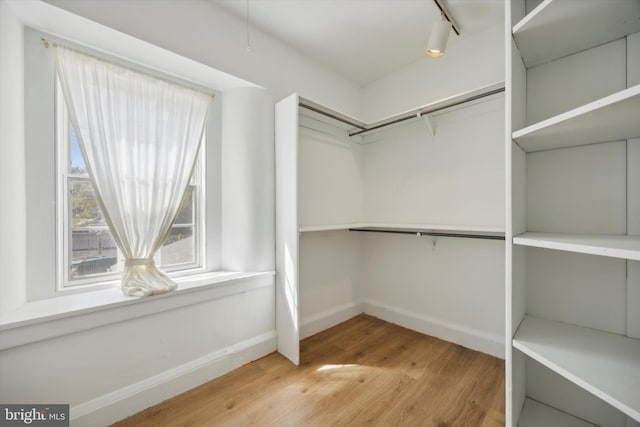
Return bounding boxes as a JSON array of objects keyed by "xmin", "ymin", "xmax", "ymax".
[
  {"xmin": 513, "ymin": 0, "xmax": 640, "ymax": 68},
  {"xmin": 512, "ymin": 85, "xmax": 640, "ymax": 152},
  {"xmin": 518, "ymin": 398, "xmax": 596, "ymax": 427},
  {"xmin": 514, "ymin": 232, "xmax": 640, "ymax": 261},
  {"xmin": 513, "ymin": 316, "xmax": 640, "ymax": 421}
]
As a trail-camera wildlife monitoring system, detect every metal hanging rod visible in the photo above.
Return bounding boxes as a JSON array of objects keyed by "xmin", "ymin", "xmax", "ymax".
[
  {"xmin": 299, "ymin": 103, "xmax": 367, "ymax": 130},
  {"xmin": 299, "ymin": 86, "xmax": 504, "ymax": 138},
  {"xmin": 349, "ymin": 86, "xmax": 505, "ymax": 137},
  {"xmin": 349, "ymin": 227, "xmax": 505, "ymax": 241}
]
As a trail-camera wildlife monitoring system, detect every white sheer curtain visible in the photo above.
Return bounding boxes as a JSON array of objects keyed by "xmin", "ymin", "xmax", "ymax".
[{"xmin": 54, "ymin": 45, "xmax": 211, "ymax": 297}]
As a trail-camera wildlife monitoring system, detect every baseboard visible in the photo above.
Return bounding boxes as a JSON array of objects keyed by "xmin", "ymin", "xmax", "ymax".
[
  {"xmin": 71, "ymin": 330, "xmax": 277, "ymax": 426},
  {"xmin": 363, "ymin": 299, "xmax": 504, "ymax": 359},
  {"xmin": 300, "ymin": 300, "xmax": 363, "ymax": 339}
]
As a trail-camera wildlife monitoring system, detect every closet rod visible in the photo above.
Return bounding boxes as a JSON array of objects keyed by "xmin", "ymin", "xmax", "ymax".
[
  {"xmin": 349, "ymin": 86, "xmax": 505, "ymax": 137},
  {"xmin": 298, "ymin": 103, "xmax": 367, "ymax": 130},
  {"xmin": 349, "ymin": 228, "xmax": 505, "ymax": 241}
]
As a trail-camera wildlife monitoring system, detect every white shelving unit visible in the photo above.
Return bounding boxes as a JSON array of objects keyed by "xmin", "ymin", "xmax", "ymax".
[{"xmin": 506, "ymin": 1, "xmax": 640, "ymax": 426}]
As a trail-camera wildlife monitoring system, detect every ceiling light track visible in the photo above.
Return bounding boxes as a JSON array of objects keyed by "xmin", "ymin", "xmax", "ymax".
[{"xmin": 432, "ymin": 0, "xmax": 460, "ymax": 36}]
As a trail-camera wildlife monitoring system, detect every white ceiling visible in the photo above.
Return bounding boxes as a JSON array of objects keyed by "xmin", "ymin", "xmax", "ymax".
[{"xmin": 211, "ymin": 0, "xmax": 504, "ymax": 86}]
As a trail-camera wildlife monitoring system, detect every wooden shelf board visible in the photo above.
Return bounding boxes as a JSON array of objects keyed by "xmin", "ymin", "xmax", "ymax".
[
  {"xmin": 513, "ymin": 316, "xmax": 640, "ymax": 421},
  {"xmin": 513, "ymin": 0, "xmax": 640, "ymax": 68},
  {"xmin": 512, "ymin": 85, "xmax": 640, "ymax": 152},
  {"xmin": 518, "ymin": 398, "xmax": 596, "ymax": 427},
  {"xmin": 514, "ymin": 232, "xmax": 640, "ymax": 261}
]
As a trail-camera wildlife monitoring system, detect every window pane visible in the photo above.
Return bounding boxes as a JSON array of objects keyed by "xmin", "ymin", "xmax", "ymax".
[
  {"xmin": 160, "ymin": 226, "xmax": 194, "ymax": 266},
  {"xmin": 70, "ymin": 127, "xmax": 87, "ymax": 175},
  {"xmin": 173, "ymin": 187, "xmax": 194, "ymax": 225},
  {"xmin": 70, "ymin": 179, "xmax": 117, "ymax": 279},
  {"xmin": 71, "ymin": 229, "xmax": 118, "ymax": 278},
  {"xmin": 71, "ymin": 180, "xmax": 106, "ymax": 227}
]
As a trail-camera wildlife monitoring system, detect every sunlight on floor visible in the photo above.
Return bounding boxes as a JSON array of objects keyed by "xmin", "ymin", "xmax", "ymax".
[{"xmin": 316, "ymin": 364, "xmax": 359, "ymax": 372}]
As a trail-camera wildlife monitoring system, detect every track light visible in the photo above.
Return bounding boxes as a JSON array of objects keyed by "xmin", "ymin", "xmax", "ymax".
[{"xmin": 426, "ymin": 12, "xmax": 452, "ymax": 57}]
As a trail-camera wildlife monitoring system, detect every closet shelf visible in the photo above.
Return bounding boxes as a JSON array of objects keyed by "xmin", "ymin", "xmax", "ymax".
[
  {"xmin": 512, "ymin": 85, "xmax": 640, "ymax": 152},
  {"xmin": 513, "ymin": 232, "xmax": 640, "ymax": 261},
  {"xmin": 518, "ymin": 398, "xmax": 596, "ymax": 427},
  {"xmin": 513, "ymin": 316, "xmax": 640, "ymax": 422},
  {"xmin": 513, "ymin": 0, "xmax": 640, "ymax": 68}
]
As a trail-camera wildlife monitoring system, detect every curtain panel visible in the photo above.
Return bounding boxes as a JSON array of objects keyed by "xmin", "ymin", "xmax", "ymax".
[{"xmin": 54, "ymin": 45, "xmax": 211, "ymax": 296}]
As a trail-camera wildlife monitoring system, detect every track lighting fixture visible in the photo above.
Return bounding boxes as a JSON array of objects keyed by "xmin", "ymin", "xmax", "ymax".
[{"xmin": 426, "ymin": 11, "xmax": 452, "ymax": 57}]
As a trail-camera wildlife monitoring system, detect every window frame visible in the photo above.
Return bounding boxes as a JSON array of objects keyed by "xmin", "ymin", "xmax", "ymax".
[{"xmin": 55, "ymin": 79, "xmax": 207, "ymax": 292}]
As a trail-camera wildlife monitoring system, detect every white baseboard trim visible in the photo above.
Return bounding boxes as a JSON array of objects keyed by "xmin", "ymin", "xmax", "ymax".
[
  {"xmin": 71, "ymin": 330, "xmax": 277, "ymax": 426},
  {"xmin": 363, "ymin": 299, "xmax": 504, "ymax": 359},
  {"xmin": 300, "ymin": 300, "xmax": 363, "ymax": 339}
]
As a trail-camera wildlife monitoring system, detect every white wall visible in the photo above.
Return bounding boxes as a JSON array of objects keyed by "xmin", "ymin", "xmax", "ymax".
[
  {"xmin": 0, "ymin": 1, "xmax": 27, "ymax": 314},
  {"xmin": 0, "ymin": 284, "xmax": 276, "ymax": 426},
  {"xmin": 363, "ymin": 234, "xmax": 505, "ymax": 357},
  {"xmin": 360, "ymin": 96, "xmax": 506, "ymax": 358},
  {"xmin": 299, "ymin": 231, "xmax": 363, "ymax": 339},
  {"xmin": 363, "ymin": 97, "xmax": 505, "ymax": 229},
  {"xmin": 221, "ymin": 87, "xmax": 275, "ymax": 271},
  {"xmin": 298, "ymin": 118, "xmax": 365, "ymax": 228},
  {"xmin": 23, "ymin": 27, "xmax": 56, "ymax": 301},
  {"xmin": 43, "ymin": 0, "xmax": 363, "ymax": 117},
  {"xmin": 362, "ymin": 24, "xmax": 505, "ymax": 122}
]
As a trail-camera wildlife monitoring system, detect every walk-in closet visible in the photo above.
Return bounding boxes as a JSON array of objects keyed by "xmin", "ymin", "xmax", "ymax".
[{"xmin": 276, "ymin": 83, "xmax": 507, "ymax": 365}]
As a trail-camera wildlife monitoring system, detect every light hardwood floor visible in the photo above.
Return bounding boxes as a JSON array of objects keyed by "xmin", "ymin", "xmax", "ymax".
[{"xmin": 115, "ymin": 314, "xmax": 505, "ymax": 426}]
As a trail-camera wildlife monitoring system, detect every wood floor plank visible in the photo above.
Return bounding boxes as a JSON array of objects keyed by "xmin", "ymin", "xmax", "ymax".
[{"xmin": 113, "ymin": 314, "xmax": 504, "ymax": 427}]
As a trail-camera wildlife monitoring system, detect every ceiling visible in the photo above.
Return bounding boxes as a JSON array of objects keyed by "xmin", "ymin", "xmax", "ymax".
[{"xmin": 211, "ymin": 0, "xmax": 504, "ymax": 86}]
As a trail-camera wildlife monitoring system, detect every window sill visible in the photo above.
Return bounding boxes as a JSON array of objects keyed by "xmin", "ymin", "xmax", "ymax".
[{"xmin": 0, "ymin": 271, "xmax": 275, "ymax": 350}]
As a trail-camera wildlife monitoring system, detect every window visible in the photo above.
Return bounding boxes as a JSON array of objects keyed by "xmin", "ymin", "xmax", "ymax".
[{"xmin": 56, "ymin": 81, "xmax": 205, "ymax": 289}]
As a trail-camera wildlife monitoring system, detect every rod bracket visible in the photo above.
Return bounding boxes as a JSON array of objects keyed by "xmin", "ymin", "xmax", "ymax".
[
  {"xmin": 430, "ymin": 236, "xmax": 438, "ymax": 250},
  {"xmin": 418, "ymin": 112, "xmax": 436, "ymax": 136}
]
